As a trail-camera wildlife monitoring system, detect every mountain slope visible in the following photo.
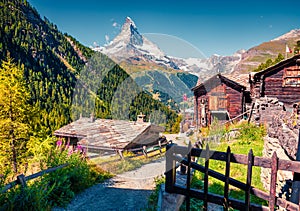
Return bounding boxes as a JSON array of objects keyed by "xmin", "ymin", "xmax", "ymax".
[
  {"xmin": 0, "ymin": 0, "xmax": 179, "ymax": 134},
  {"xmin": 96, "ymin": 17, "xmax": 198, "ymax": 106},
  {"xmin": 233, "ymin": 29, "xmax": 300, "ymax": 73}
]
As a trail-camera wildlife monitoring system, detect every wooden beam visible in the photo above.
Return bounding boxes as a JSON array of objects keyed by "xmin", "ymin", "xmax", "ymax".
[
  {"xmin": 245, "ymin": 149, "xmax": 254, "ymax": 211},
  {"xmin": 203, "ymin": 144, "xmax": 210, "ymax": 211},
  {"xmin": 224, "ymin": 147, "xmax": 231, "ymax": 210}
]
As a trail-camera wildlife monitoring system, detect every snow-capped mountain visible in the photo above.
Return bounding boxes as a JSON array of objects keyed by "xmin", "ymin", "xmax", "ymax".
[
  {"xmin": 95, "ymin": 17, "xmax": 300, "ymax": 79},
  {"xmin": 272, "ymin": 29, "xmax": 300, "ymax": 41},
  {"xmin": 94, "ymin": 16, "xmax": 244, "ymax": 80},
  {"xmin": 170, "ymin": 50, "xmax": 244, "ymax": 78},
  {"xmin": 94, "ymin": 17, "xmax": 179, "ymax": 70}
]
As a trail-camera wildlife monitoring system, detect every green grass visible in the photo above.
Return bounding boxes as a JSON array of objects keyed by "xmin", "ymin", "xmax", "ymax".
[{"xmin": 190, "ymin": 122, "xmax": 268, "ymax": 209}]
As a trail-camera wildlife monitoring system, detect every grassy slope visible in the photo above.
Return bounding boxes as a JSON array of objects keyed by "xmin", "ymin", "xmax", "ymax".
[{"xmin": 237, "ymin": 37, "xmax": 300, "ymax": 73}]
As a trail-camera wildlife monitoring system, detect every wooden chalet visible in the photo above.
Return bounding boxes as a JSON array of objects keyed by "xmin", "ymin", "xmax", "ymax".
[
  {"xmin": 250, "ymin": 54, "xmax": 300, "ymax": 106},
  {"xmin": 192, "ymin": 73, "xmax": 251, "ymax": 127},
  {"xmin": 54, "ymin": 116, "xmax": 165, "ymax": 154}
]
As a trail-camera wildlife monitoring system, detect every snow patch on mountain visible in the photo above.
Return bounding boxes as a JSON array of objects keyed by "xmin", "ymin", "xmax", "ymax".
[{"xmin": 272, "ymin": 29, "xmax": 300, "ymax": 41}]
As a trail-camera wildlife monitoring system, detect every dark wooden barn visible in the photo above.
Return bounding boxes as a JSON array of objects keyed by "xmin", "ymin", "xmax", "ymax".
[
  {"xmin": 250, "ymin": 54, "xmax": 300, "ymax": 106},
  {"xmin": 192, "ymin": 74, "xmax": 250, "ymax": 127}
]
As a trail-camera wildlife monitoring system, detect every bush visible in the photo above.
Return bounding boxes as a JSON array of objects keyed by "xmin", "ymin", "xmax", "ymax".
[
  {"xmin": 0, "ymin": 140, "xmax": 112, "ymax": 210},
  {"xmin": 237, "ymin": 122, "xmax": 266, "ymax": 145},
  {"xmin": 43, "ymin": 144, "xmax": 112, "ymax": 207},
  {"xmin": 0, "ymin": 179, "xmax": 53, "ymax": 210}
]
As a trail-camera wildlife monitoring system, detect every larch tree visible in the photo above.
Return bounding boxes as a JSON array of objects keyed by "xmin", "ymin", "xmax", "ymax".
[{"xmin": 0, "ymin": 55, "xmax": 32, "ymax": 174}]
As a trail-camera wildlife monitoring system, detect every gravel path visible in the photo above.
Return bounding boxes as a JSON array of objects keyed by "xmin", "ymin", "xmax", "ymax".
[{"xmin": 53, "ymin": 157, "xmax": 166, "ymax": 211}]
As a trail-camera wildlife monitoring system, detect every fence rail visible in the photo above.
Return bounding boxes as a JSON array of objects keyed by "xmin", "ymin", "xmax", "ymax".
[
  {"xmin": 1, "ymin": 163, "xmax": 68, "ymax": 193},
  {"xmin": 165, "ymin": 143, "xmax": 300, "ymax": 211}
]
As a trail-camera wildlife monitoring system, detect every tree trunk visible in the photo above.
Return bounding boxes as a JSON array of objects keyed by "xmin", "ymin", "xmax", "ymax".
[
  {"xmin": 10, "ymin": 130, "xmax": 18, "ymax": 173},
  {"xmin": 9, "ymin": 97, "xmax": 17, "ymax": 173}
]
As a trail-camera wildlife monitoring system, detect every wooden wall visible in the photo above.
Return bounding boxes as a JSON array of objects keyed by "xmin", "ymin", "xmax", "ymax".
[
  {"xmin": 194, "ymin": 82, "xmax": 244, "ymax": 127},
  {"xmin": 225, "ymin": 85, "xmax": 243, "ymax": 118},
  {"xmin": 262, "ymin": 66, "xmax": 300, "ymax": 105}
]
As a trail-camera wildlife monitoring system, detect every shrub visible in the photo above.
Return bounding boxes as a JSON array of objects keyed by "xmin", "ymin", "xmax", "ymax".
[
  {"xmin": 1, "ymin": 179, "xmax": 53, "ymax": 210},
  {"xmin": 43, "ymin": 144, "xmax": 112, "ymax": 207},
  {"xmin": 237, "ymin": 122, "xmax": 266, "ymax": 145},
  {"xmin": 0, "ymin": 139, "xmax": 112, "ymax": 210}
]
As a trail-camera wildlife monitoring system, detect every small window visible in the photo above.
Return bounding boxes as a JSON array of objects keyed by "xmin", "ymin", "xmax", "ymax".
[{"xmin": 283, "ymin": 67, "xmax": 300, "ymax": 87}]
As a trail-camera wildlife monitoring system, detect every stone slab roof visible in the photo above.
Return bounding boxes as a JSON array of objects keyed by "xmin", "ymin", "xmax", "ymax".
[{"xmin": 54, "ymin": 118, "xmax": 165, "ymax": 150}]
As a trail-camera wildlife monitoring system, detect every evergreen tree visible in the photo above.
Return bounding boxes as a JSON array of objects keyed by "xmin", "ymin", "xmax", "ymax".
[
  {"xmin": 0, "ymin": 56, "xmax": 33, "ymax": 173},
  {"xmin": 253, "ymin": 53, "xmax": 284, "ymax": 72}
]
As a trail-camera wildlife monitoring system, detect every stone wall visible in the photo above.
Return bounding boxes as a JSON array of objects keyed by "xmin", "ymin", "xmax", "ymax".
[
  {"xmin": 252, "ymin": 97, "xmax": 299, "ymax": 199},
  {"xmin": 261, "ymin": 136, "xmax": 293, "ymax": 195},
  {"xmin": 253, "ymin": 97, "xmax": 299, "ymax": 160}
]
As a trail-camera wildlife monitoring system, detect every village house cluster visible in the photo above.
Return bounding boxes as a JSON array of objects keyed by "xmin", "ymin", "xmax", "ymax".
[
  {"xmin": 54, "ymin": 54, "xmax": 300, "ymax": 156},
  {"xmin": 192, "ymin": 54, "xmax": 300, "ymax": 128}
]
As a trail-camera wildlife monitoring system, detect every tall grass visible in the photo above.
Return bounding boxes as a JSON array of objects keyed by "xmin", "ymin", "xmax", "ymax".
[
  {"xmin": 0, "ymin": 144, "xmax": 112, "ymax": 210},
  {"xmin": 191, "ymin": 121, "xmax": 267, "ymax": 209}
]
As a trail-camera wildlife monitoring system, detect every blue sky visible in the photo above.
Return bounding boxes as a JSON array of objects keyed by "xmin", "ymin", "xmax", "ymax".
[{"xmin": 28, "ymin": 0, "xmax": 300, "ymax": 57}]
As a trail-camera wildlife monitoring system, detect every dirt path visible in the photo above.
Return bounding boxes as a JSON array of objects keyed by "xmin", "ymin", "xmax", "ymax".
[{"xmin": 54, "ymin": 157, "xmax": 166, "ymax": 211}]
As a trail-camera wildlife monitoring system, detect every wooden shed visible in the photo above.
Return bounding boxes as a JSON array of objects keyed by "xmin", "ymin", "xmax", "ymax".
[
  {"xmin": 192, "ymin": 74, "xmax": 250, "ymax": 127},
  {"xmin": 54, "ymin": 117, "xmax": 165, "ymax": 155},
  {"xmin": 250, "ymin": 54, "xmax": 300, "ymax": 106}
]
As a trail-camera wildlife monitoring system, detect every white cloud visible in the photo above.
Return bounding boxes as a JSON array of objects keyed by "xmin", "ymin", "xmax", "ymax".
[{"xmin": 112, "ymin": 22, "xmax": 118, "ymax": 27}]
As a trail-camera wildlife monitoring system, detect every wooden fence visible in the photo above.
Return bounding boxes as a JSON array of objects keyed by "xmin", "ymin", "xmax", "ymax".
[
  {"xmin": 1, "ymin": 163, "xmax": 68, "ymax": 193},
  {"xmin": 165, "ymin": 142, "xmax": 300, "ymax": 211}
]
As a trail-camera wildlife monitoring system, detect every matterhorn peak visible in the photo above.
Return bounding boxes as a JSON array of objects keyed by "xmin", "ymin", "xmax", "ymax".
[
  {"xmin": 97, "ymin": 16, "xmax": 167, "ymax": 65},
  {"xmin": 112, "ymin": 16, "xmax": 143, "ymax": 46},
  {"xmin": 125, "ymin": 16, "xmax": 136, "ymax": 27}
]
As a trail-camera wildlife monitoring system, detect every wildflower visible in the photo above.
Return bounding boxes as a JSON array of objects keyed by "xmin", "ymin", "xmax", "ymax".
[
  {"xmin": 56, "ymin": 139, "xmax": 62, "ymax": 147},
  {"xmin": 77, "ymin": 144, "xmax": 83, "ymax": 152},
  {"xmin": 68, "ymin": 148, "xmax": 73, "ymax": 156}
]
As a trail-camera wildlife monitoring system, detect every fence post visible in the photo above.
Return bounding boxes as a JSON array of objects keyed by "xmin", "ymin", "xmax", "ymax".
[
  {"xmin": 17, "ymin": 174, "xmax": 27, "ymax": 188},
  {"xmin": 143, "ymin": 145, "xmax": 148, "ymax": 158},
  {"xmin": 269, "ymin": 151, "xmax": 278, "ymax": 210},
  {"xmin": 117, "ymin": 149, "xmax": 124, "ymax": 160},
  {"xmin": 165, "ymin": 143, "xmax": 176, "ymax": 193},
  {"xmin": 291, "ymin": 129, "xmax": 300, "ymax": 205},
  {"xmin": 245, "ymin": 149, "xmax": 253, "ymax": 211},
  {"xmin": 158, "ymin": 140, "xmax": 162, "ymax": 154},
  {"xmin": 203, "ymin": 144, "xmax": 210, "ymax": 211},
  {"xmin": 185, "ymin": 141, "xmax": 192, "ymax": 211},
  {"xmin": 224, "ymin": 146, "xmax": 231, "ymax": 211}
]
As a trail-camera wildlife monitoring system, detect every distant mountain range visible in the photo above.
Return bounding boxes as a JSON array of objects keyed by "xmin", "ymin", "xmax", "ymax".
[{"xmin": 96, "ymin": 17, "xmax": 300, "ymax": 82}]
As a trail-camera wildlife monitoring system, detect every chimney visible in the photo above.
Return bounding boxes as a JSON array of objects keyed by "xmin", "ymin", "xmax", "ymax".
[{"xmin": 137, "ymin": 112, "xmax": 145, "ymax": 123}]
